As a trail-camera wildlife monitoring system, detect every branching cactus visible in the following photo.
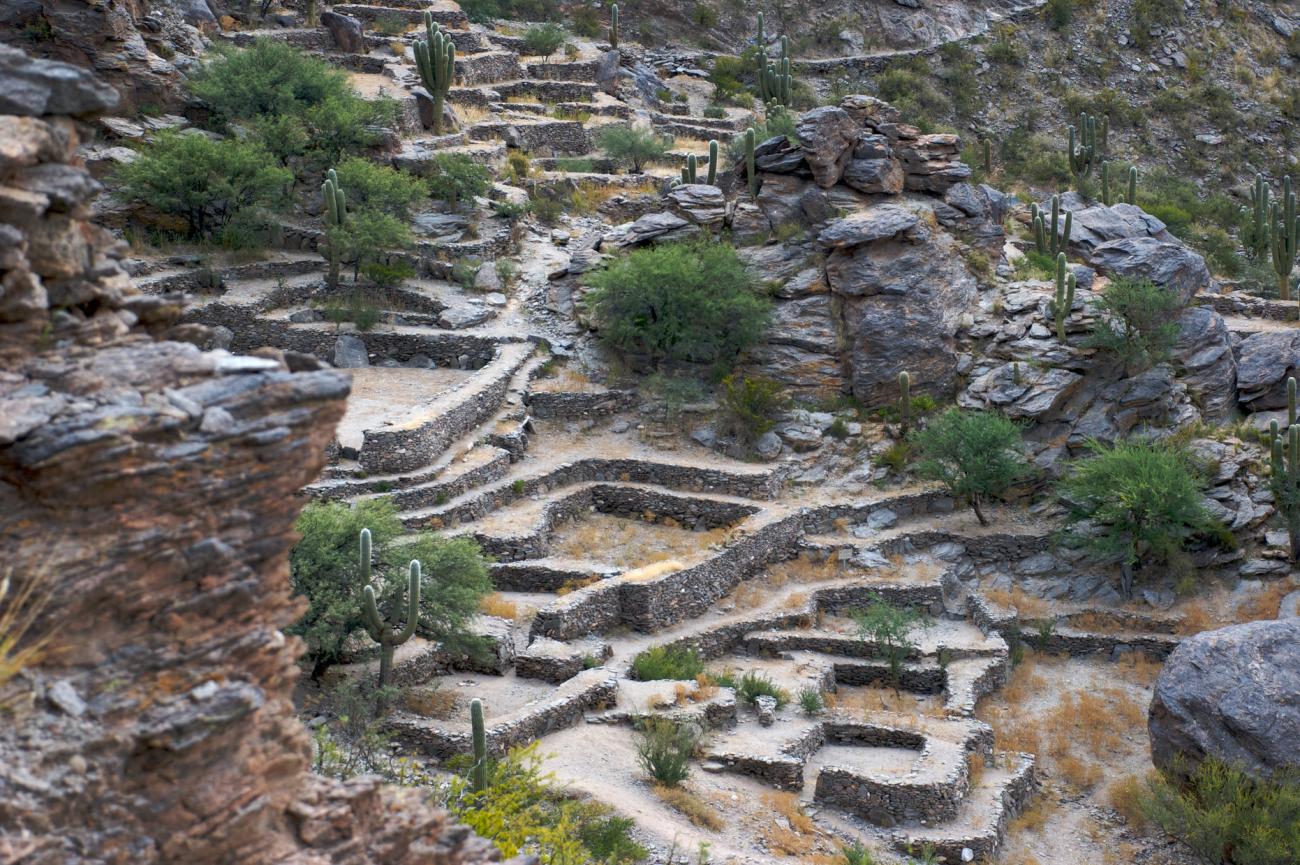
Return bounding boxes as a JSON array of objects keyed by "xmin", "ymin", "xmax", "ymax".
[
  {"xmin": 414, "ymin": 12, "xmax": 455, "ymax": 134},
  {"xmin": 678, "ymin": 140, "xmax": 719, "ymax": 186},
  {"xmin": 1052, "ymin": 252, "xmax": 1076, "ymax": 342},
  {"xmin": 469, "ymin": 697, "xmax": 489, "ymax": 793},
  {"xmin": 1067, "ymin": 111, "xmax": 1106, "ymax": 183},
  {"xmin": 1270, "ymin": 176, "xmax": 1297, "ymax": 303},
  {"xmin": 609, "ymin": 3, "xmax": 618, "ymax": 49},
  {"xmin": 757, "ymin": 36, "xmax": 792, "ymax": 109},
  {"xmin": 1269, "ymin": 378, "xmax": 1300, "ymax": 562},
  {"xmin": 1240, "ymin": 173, "xmax": 1273, "ymax": 261},
  {"xmin": 322, "ymin": 169, "xmax": 345, "ymax": 290},
  {"xmin": 744, "ymin": 127, "xmax": 757, "ymax": 199},
  {"xmin": 1031, "ymin": 194, "xmax": 1071, "ymax": 257},
  {"xmin": 898, "ymin": 371, "xmax": 912, "ymax": 436},
  {"xmin": 359, "ymin": 528, "xmax": 421, "ymax": 712},
  {"xmin": 1101, "ymin": 162, "xmax": 1137, "ymax": 206}
]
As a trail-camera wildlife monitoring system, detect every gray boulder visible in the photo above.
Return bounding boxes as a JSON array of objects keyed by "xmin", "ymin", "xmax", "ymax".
[
  {"xmin": 594, "ymin": 49, "xmax": 621, "ymax": 96},
  {"xmin": 795, "ymin": 106, "xmax": 860, "ymax": 188},
  {"xmin": 1172, "ymin": 307, "xmax": 1237, "ymax": 421},
  {"xmin": 332, "ymin": 333, "xmax": 369, "ymax": 368},
  {"xmin": 0, "ymin": 43, "xmax": 120, "ymax": 117},
  {"xmin": 1085, "ymin": 236, "xmax": 1210, "ymax": 305},
  {"xmin": 842, "ymin": 157, "xmax": 904, "ymax": 195},
  {"xmin": 320, "ymin": 11, "xmax": 365, "ymax": 53},
  {"xmin": 1149, "ymin": 620, "xmax": 1300, "ymax": 781},
  {"xmin": 601, "ymin": 211, "xmax": 697, "ymax": 249},
  {"xmin": 753, "ymin": 135, "xmax": 807, "ymax": 174},
  {"xmin": 413, "ymin": 87, "xmax": 460, "ymax": 132},
  {"xmin": 1066, "ymin": 202, "xmax": 1170, "ymax": 255},
  {"xmin": 666, "ymin": 183, "xmax": 726, "ymax": 226},
  {"xmin": 1236, "ymin": 330, "xmax": 1300, "ymax": 411},
  {"xmin": 961, "ymin": 363, "xmax": 1084, "ymax": 420}
]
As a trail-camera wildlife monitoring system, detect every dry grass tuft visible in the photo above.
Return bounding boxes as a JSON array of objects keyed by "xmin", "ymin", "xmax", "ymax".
[
  {"xmin": 0, "ymin": 569, "xmax": 52, "ymax": 708},
  {"xmin": 1238, "ymin": 580, "xmax": 1293, "ymax": 621},
  {"xmin": 479, "ymin": 592, "xmax": 519, "ymax": 619},
  {"xmin": 653, "ymin": 785, "xmax": 724, "ymax": 830},
  {"xmin": 967, "ymin": 751, "xmax": 987, "ymax": 789},
  {"xmin": 692, "ymin": 673, "xmax": 718, "ymax": 701},
  {"xmin": 1105, "ymin": 774, "xmax": 1150, "ymax": 827},
  {"xmin": 404, "ymin": 685, "xmax": 458, "ymax": 718},
  {"xmin": 1176, "ymin": 600, "xmax": 1220, "ymax": 635},
  {"xmin": 983, "ymin": 586, "xmax": 1049, "ymax": 618},
  {"xmin": 556, "ymin": 575, "xmax": 601, "ymax": 595},
  {"xmin": 1113, "ymin": 652, "xmax": 1164, "ymax": 686},
  {"xmin": 622, "ymin": 560, "xmax": 684, "ymax": 582}
]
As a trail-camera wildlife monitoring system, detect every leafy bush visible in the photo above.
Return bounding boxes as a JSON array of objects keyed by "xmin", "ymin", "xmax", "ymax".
[
  {"xmin": 911, "ymin": 409, "xmax": 1028, "ymax": 525},
  {"xmin": 1139, "ymin": 758, "xmax": 1300, "ymax": 865},
  {"xmin": 735, "ymin": 671, "xmax": 789, "ymax": 708},
  {"xmin": 334, "ymin": 156, "xmax": 429, "ymax": 220},
  {"xmin": 570, "ymin": 5, "xmax": 601, "ymax": 37},
  {"xmin": 875, "ymin": 56, "xmax": 948, "ymax": 127},
  {"xmin": 798, "ymin": 687, "xmax": 825, "ymax": 716},
  {"xmin": 444, "ymin": 743, "xmax": 647, "ymax": 863},
  {"xmin": 583, "ymin": 242, "xmax": 769, "ymax": 371},
  {"xmin": 323, "ymin": 291, "xmax": 382, "ymax": 330},
  {"xmin": 115, "ymin": 131, "xmax": 291, "ymax": 242},
  {"xmin": 708, "ymin": 53, "xmax": 754, "ymax": 105},
  {"xmin": 631, "ymin": 645, "xmax": 704, "ymax": 680},
  {"xmin": 1044, "ymin": 0, "xmax": 1073, "ymax": 29},
  {"xmin": 523, "ymin": 23, "xmax": 566, "ymax": 58},
  {"xmin": 1060, "ymin": 438, "xmax": 1225, "ymax": 598},
  {"xmin": 720, "ymin": 375, "xmax": 790, "ymax": 446},
  {"xmin": 853, "ymin": 595, "xmax": 924, "ymax": 693},
  {"xmin": 841, "ymin": 843, "xmax": 878, "ymax": 865},
  {"xmin": 596, "ymin": 124, "xmax": 672, "ymax": 172},
  {"xmin": 636, "ymin": 718, "xmax": 698, "ymax": 787},
  {"xmin": 1085, "ymin": 277, "xmax": 1181, "ymax": 373},
  {"xmin": 427, "ymin": 153, "xmax": 492, "ymax": 209},
  {"xmin": 289, "ymin": 498, "xmax": 492, "ymax": 675},
  {"xmin": 330, "ymin": 210, "xmax": 413, "ymax": 283}
]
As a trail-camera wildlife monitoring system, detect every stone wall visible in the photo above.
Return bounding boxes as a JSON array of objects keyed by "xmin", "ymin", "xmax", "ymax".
[{"xmin": 525, "ymin": 387, "xmax": 639, "ymax": 419}]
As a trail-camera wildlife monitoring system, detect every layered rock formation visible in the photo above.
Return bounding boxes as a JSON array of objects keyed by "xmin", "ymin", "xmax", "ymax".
[{"xmin": 0, "ymin": 49, "xmax": 502, "ymax": 865}]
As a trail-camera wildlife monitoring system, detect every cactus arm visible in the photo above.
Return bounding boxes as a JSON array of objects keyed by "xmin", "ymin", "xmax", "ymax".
[
  {"xmin": 744, "ymin": 127, "xmax": 757, "ymax": 199},
  {"xmin": 471, "ymin": 697, "xmax": 488, "ymax": 793},
  {"xmin": 609, "ymin": 3, "xmax": 618, "ymax": 49},
  {"xmin": 394, "ymin": 561, "xmax": 421, "ymax": 644},
  {"xmin": 707, "ymin": 139, "xmax": 718, "ymax": 185}
]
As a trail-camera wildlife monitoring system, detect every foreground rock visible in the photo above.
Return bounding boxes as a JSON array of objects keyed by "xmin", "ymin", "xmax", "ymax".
[{"xmin": 1149, "ymin": 620, "xmax": 1300, "ymax": 781}]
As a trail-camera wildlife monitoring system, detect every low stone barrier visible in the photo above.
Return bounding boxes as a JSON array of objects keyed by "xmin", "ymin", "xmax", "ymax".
[{"xmin": 525, "ymin": 388, "xmax": 638, "ymax": 419}]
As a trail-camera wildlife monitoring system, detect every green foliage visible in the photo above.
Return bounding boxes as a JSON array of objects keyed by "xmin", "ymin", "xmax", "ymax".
[
  {"xmin": 1060, "ymin": 438, "xmax": 1224, "ymax": 597},
  {"xmin": 115, "ymin": 131, "xmax": 290, "ymax": 242},
  {"xmin": 1139, "ymin": 757, "xmax": 1300, "ymax": 865},
  {"xmin": 998, "ymin": 129, "xmax": 1070, "ymax": 186},
  {"xmin": 798, "ymin": 687, "xmax": 825, "ymax": 715},
  {"xmin": 1052, "ymin": 252, "xmax": 1077, "ymax": 342},
  {"xmin": 288, "ymin": 499, "xmax": 492, "ymax": 673},
  {"xmin": 523, "ymin": 23, "xmax": 566, "ymax": 58},
  {"xmin": 631, "ymin": 645, "xmax": 704, "ymax": 680},
  {"xmin": 1044, "ymin": 0, "xmax": 1073, "ymax": 29},
  {"xmin": 708, "ymin": 53, "xmax": 754, "ymax": 105},
  {"xmin": 1085, "ymin": 277, "xmax": 1181, "ymax": 373},
  {"xmin": 335, "ymin": 156, "xmax": 429, "ymax": 220},
  {"xmin": 330, "ymin": 210, "xmax": 413, "ymax": 283},
  {"xmin": 841, "ymin": 843, "xmax": 878, "ymax": 865},
  {"xmin": 311, "ymin": 679, "xmax": 427, "ymax": 784},
  {"xmin": 426, "ymin": 152, "xmax": 492, "ymax": 209},
  {"xmin": 735, "ymin": 671, "xmax": 789, "ymax": 708},
  {"xmin": 1032, "ymin": 194, "xmax": 1072, "ymax": 257},
  {"xmin": 636, "ymin": 718, "xmax": 698, "ymax": 787},
  {"xmin": 853, "ymin": 595, "xmax": 924, "ymax": 693},
  {"xmin": 360, "ymin": 529, "xmax": 420, "ymax": 704},
  {"xmin": 912, "ymin": 409, "xmax": 1028, "ymax": 525},
  {"xmin": 720, "ymin": 375, "xmax": 790, "ymax": 446},
  {"xmin": 571, "ymin": 5, "xmax": 601, "ymax": 37},
  {"xmin": 583, "ymin": 242, "xmax": 770, "ymax": 372},
  {"xmin": 1268, "ymin": 385, "xmax": 1300, "ymax": 563},
  {"xmin": 1131, "ymin": 0, "xmax": 1183, "ymax": 48},
  {"xmin": 322, "ymin": 291, "xmax": 382, "ymax": 330},
  {"xmin": 414, "ymin": 13, "xmax": 456, "ymax": 136},
  {"xmin": 596, "ymin": 124, "xmax": 671, "ymax": 172},
  {"xmin": 444, "ymin": 743, "xmax": 647, "ymax": 864},
  {"xmin": 470, "ymin": 698, "xmax": 488, "ymax": 793},
  {"xmin": 875, "ymin": 55, "xmax": 948, "ymax": 127}
]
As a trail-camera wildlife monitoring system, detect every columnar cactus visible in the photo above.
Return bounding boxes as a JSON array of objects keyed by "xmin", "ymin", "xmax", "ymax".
[
  {"xmin": 470, "ymin": 697, "xmax": 488, "ymax": 793},
  {"xmin": 1031, "ymin": 194, "xmax": 1071, "ymax": 257},
  {"xmin": 1270, "ymin": 176, "xmax": 1298, "ymax": 302},
  {"xmin": 1067, "ymin": 111, "xmax": 1106, "ymax": 183},
  {"xmin": 1100, "ymin": 162, "xmax": 1136, "ymax": 206},
  {"xmin": 1052, "ymin": 252, "xmax": 1076, "ymax": 342},
  {"xmin": 1240, "ymin": 173, "xmax": 1273, "ymax": 261},
  {"xmin": 706, "ymin": 138, "xmax": 718, "ymax": 185},
  {"xmin": 898, "ymin": 371, "xmax": 912, "ymax": 436},
  {"xmin": 757, "ymin": 36, "xmax": 792, "ymax": 108},
  {"xmin": 678, "ymin": 140, "xmax": 719, "ymax": 186},
  {"xmin": 744, "ymin": 127, "xmax": 757, "ymax": 199},
  {"xmin": 609, "ymin": 3, "xmax": 619, "ymax": 49},
  {"xmin": 414, "ymin": 11, "xmax": 455, "ymax": 134},
  {"xmin": 756, "ymin": 11, "xmax": 765, "ymax": 46},
  {"xmin": 1269, "ymin": 377, "xmax": 1300, "ymax": 562},
  {"xmin": 322, "ymin": 168, "xmax": 345, "ymax": 290},
  {"xmin": 359, "ymin": 528, "xmax": 421, "ymax": 712},
  {"xmin": 982, "ymin": 138, "xmax": 993, "ymax": 173}
]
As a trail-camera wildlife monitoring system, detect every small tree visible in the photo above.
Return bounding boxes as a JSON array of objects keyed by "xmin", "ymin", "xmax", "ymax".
[
  {"xmin": 427, "ymin": 152, "xmax": 492, "ymax": 210},
  {"xmin": 1086, "ymin": 276, "xmax": 1181, "ymax": 374},
  {"xmin": 911, "ymin": 408, "xmax": 1029, "ymax": 526},
  {"xmin": 335, "ymin": 156, "xmax": 430, "ymax": 220},
  {"xmin": 116, "ymin": 132, "xmax": 291, "ymax": 242},
  {"xmin": 1059, "ymin": 437, "xmax": 1225, "ymax": 598},
  {"xmin": 636, "ymin": 718, "xmax": 698, "ymax": 787},
  {"xmin": 584, "ymin": 242, "xmax": 769, "ymax": 371},
  {"xmin": 331, "ymin": 210, "xmax": 413, "ymax": 283},
  {"xmin": 720, "ymin": 375, "xmax": 790, "ymax": 446},
  {"xmin": 596, "ymin": 124, "xmax": 672, "ymax": 173},
  {"xmin": 853, "ymin": 595, "xmax": 924, "ymax": 694},
  {"xmin": 523, "ymin": 23, "xmax": 566, "ymax": 59}
]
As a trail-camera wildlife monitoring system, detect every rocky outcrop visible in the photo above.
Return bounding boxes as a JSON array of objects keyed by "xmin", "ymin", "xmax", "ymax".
[
  {"xmin": 0, "ymin": 50, "xmax": 502, "ymax": 865},
  {"xmin": 1235, "ymin": 329, "xmax": 1300, "ymax": 412},
  {"xmin": 1172, "ymin": 306, "xmax": 1237, "ymax": 421},
  {"xmin": 1149, "ymin": 620, "xmax": 1300, "ymax": 781}
]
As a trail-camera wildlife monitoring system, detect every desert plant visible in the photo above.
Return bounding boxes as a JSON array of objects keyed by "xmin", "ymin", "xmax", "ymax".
[
  {"xmin": 720, "ymin": 375, "xmax": 790, "ymax": 446},
  {"xmin": 331, "ymin": 210, "xmax": 413, "ymax": 283},
  {"xmin": 334, "ymin": 156, "xmax": 430, "ymax": 220},
  {"xmin": 596, "ymin": 124, "xmax": 671, "ymax": 172},
  {"xmin": 743, "ymin": 127, "xmax": 757, "ymax": 199},
  {"xmin": 359, "ymin": 528, "xmax": 420, "ymax": 712},
  {"xmin": 841, "ymin": 843, "xmax": 877, "ymax": 865},
  {"xmin": 912, "ymin": 409, "xmax": 1028, "ymax": 525},
  {"xmin": 1052, "ymin": 252, "xmax": 1077, "ymax": 341},
  {"xmin": 608, "ymin": 3, "xmax": 618, "ymax": 48},
  {"xmin": 1240, "ymin": 173, "xmax": 1274, "ymax": 262},
  {"xmin": 583, "ymin": 241, "xmax": 769, "ymax": 371},
  {"xmin": 636, "ymin": 718, "xmax": 697, "ymax": 787},
  {"xmin": 1031, "ymin": 194, "xmax": 1071, "ymax": 257},
  {"xmin": 898, "ymin": 371, "xmax": 912, "ymax": 435},
  {"xmin": 631, "ymin": 645, "xmax": 704, "ymax": 680},
  {"xmin": 1270, "ymin": 176, "xmax": 1298, "ymax": 302},
  {"xmin": 415, "ymin": 13, "xmax": 456, "ymax": 134},
  {"xmin": 322, "ymin": 168, "xmax": 345, "ymax": 290},
  {"xmin": 1085, "ymin": 276, "xmax": 1180, "ymax": 373},
  {"xmin": 677, "ymin": 139, "xmax": 719, "ymax": 186},
  {"xmin": 853, "ymin": 595, "xmax": 923, "ymax": 694},
  {"xmin": 427, "ymin": 152, "xmax": 492, "ymax": 209},
  {"xmin": 1060, "ymin": 437, "xmax": 1224, "ymax": 598},
  {"xmin": 1101, "ymin": 161, "xmax": 1137, "ymax": 206},
  {"xmin": 1268, "ymin": 380, "xmax": 1300, "ymax": 563},
  {"xmin": 798, "ymin": 687, "xmax": 825, "ymax": 716},
  {"xmin": 469, "ymin": 697, "xmax": 489, "ymax": 793},
  {"xmin": 757, "ymin": 35, "xmax": 793, "ymax": 108},
  {"xmin": 0, "ymin": 569, "xmax": 51, "ymax": 709},
  {"xmin": 735, "ymin": 671, "xmax": 789, "ymax": 708},
  {"xmin": 523, "ymin": 23, "xmax": 566, "ymax": 59},
  {"xmin": 1067, "ymin": 110, "xmax": 1107, "ymax": 182}
]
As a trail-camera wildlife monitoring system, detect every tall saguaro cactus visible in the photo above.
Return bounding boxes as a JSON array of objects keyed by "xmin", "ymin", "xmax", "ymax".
[
  {"xmin": 1240, "ymin": 173, "xmax": 1273, "ymax": 261},
  {"xmin": 470, "ymin": 698, "xmax": 488, "ymax": 793},
  {"xmin": 1270, "ymin": 175, "xmax": 1298, "ymax": 303},
  {"xmin": 1052, "ymin": 252, "xmax": 1076, "ymax": 342},
  {"xmin": 1031, "ymin": 194, "xmax": 1071, "ymax": 257},
  {"xmin": 1101, "ymin": 162, "xmax": 1137, "ymax": 206},
  {"xmin": 1067, "ymin": 111, "xmax": 1106, "ymax": 183},
  {"xmin": 757, "ymin": 36, "xmax": 792, "ymax": 109},
  {"xmin": 609, "ymin": 3, "xmax": 619, "ymax": 49},
  {"xmin": 743, "ymin": 127, "xmax": 757, "ymax": 199},
  {"xmin": 414, "ymin": 11, "xmax": 455, "ymax": 134},
  {"xmin": 1269, "ymin": 376, "xmax": 1300, "ymax": 562},
  {"xmin": 898, "ymin": 371, "xmax": 912, "ymax": 436},
  {"xmin": 359, "ymin": 528, "xmax": 421, "ymax": 713},
  {"xmin": 322, "ymin": 168, "xmax": 345, "ymax": 290},
  {"xmin": 678, "ymin": 139, "xmax": 719, "ymax": 186}
]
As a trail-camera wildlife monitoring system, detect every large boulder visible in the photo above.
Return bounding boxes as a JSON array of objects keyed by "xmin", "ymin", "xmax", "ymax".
[
  {"xmin": 795, "ymin": 106, "xmax": 859, "ymax": 188},
  {"xmin": 1065, "ymin": 201, "xmax": 1171, "ymax": 255},
  {"xmin": 1235, "ymin": 330, "xmax": 1300, "ymax": 411},
  {"xmin": 665, "ymin": 183, "xmax": 726, "ymax": 227},
  {"xmin": 320, "ymin": 11, "xmax": 365, "ymax": 53},
  {"xmin": 1085, "ymin": 236, "xmax": 1210, "ymax": 305},
  {"xmin": 0, "ymin": 43, "xmax": 120, "ymax": 117},
  {"xmin": 1172, "ymin": 307, "xmax": 1237, "ymax": 421},
  {"xmin": 1149, "ymin": 620, "xmax": 1300, "ymax": 781}
]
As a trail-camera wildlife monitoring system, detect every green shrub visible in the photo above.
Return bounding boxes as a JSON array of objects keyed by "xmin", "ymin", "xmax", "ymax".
[
  {"xmin": 331, "ymin": 210, "xmax": 413, "ymax": 283},
  {"xmin": 289, "ymin": 498, "xmax": 492, "ymax": 675},
  {"xmin": 583, "ymin": 242, "xmax": 770, "ymax": 371},
  {"xmin": 911, "ymin": 408, "xmax": 1028, "ymax": 525},
  {"xmin": 115, "ymin": 131, "xmax": 291, "ymax": 242},
  {"xmin": 708, "ymin": 53, "xmax": 754, "ymax": 105},
  {"xmin": 636, "ymin": 718, "xmax": 698, "ymax": 787},
  {"xmin": 323, "ymin": 291, "xmax": 382, "ymax": 330},
  {"xmin": 1044, "ymin": 0, "xmax": 1073, "ymax": 29},
  {"xmin": 1131, "ymin": 0, "xmax": 1183, "ymax": 48},
  {"xmin": 853, "ymin": 595, "xmax": 924, "ymax": 693},
  {"xmin": 875, "ymin": 56, "xmax": 948, "ymax": 127},
  {"xmin": 720, "ymin": 375, "xmax": 790, "ymax": 445},
  {"xmin": 427, "ymin": 153, "xmax": 492, "ymax": 209},
  {"xmin": 1060, "ymin": 438, "xmax": 1227, "ymax": 597},
  {"xmin": 798, "ymin": 687, "xmax": 825, "ymax": 715},
  {"xmin": 735, "ymin": 671, "xmax": 789, "ymax": 708},
  {"xmin": 570, "ymin": 5, "xmax": 601, "ymax": 37},
  {"xmin": 361, "ymin": 259, "xmax": 414, "ymax": 290},
  {"xmin": 1085, "ymin": 277, "xmax": 1181, "ymax": 373},
  {"xmin": 523, "ymin": 23, "xmax": 566, "ymax": 59},
  {"xmin": 596, "ymin": 124, "xmax": 671, "ymax": 172},
  {"xmin": 529, "ymin": 195, "xmax": 564, "ymax": 225},
  {"xmin": 841, "ymin": 843, "xmax": 878, "ymax": 865},
  {"xmin": 1139, "ymin": 758, "xmax": 1300, "ymax": 865},
  {"xmin": 335, "ymin": 156, "xmax": 429, "ymax": 220},
  {"xmin": 702, "ymin": 105, "xmax": 726, "ymax": 119},
  {"xmin": 550, "ymin": 156, "xmax": 595, "ymax": 173},
  {"xmin": 631, "ymin": 645, "xmax": 704, "ymax": 681}
]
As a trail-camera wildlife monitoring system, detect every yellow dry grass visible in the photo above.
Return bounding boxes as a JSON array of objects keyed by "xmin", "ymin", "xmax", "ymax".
[
  {"xmin": 622, "ymin": 560, "xmax": 684, "ymax": 582},
  {"xmin": 1238, "ymin": 579, "xmax": 1294, "ymax": 621},
  {"xmin": 404, "ymin": 685, "xmax": 458, "ymax": 719},
  {"xmin": 479, "ymin": 592, "xmax": 519, "ymax": 619},
  {"xmin": 0, "ymin": 569, "xmax": 51, "ymax": 708},
  {"xmin": 550, "ymin": 511, "xmax": 733, "ymax": 571},
  {"xmin": 1175, "ymin": 599, "xmax": 1220, "ymax": 635},
  {"xmin": 1105, "ymin": 774, "xmax": 1150, "ymax": 827},
  {"xmin": 759, "ymin": 791, "xmax": 821, "ymax": 856},
  {"xmin": 983, "ymin": 586, "xmax": 1049, "ymax": 618},
  {"xmin": 653, "ymin": 785, "xmax": 724, "ymax": 830},
  {"xmin": 453, "ymin": 103, "xmax": 493, "ymax": 126}
]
